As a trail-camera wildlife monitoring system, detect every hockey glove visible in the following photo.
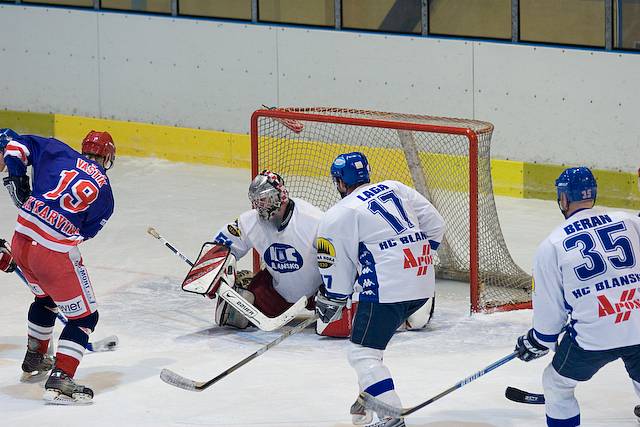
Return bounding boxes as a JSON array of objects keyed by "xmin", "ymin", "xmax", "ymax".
[
  {"xmin": 3, "ymin": 175, "xmax": 31, "ymax": 208},
  {"xmin": 315, "ymin": 287, "xmax": 348, "ymax": 324},
  {"xmin": 0, "ymin": 239, "xmax": 16, "ymax": 273},
  {"xmin": 515, "ymin": 329, "xmax": 549, "ymax": 362}
]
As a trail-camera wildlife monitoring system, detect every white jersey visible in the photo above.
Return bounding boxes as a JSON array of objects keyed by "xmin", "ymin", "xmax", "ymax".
[
  {"xmin": 317, "ymin": 180, "xmax": 445, "ymax": 303},
  {"xmin": 213, "ymin": 197, "xmax": 323, "ymax": 303},
  {"xmin": 533, "ymin": 208, "xmax": 640, "ymax": 351}
]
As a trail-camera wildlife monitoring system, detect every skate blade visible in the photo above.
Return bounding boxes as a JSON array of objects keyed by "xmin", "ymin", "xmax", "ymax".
[
  {"xmin": 352, "ymin": 412, "xmax": 373, "ymax": 425},
  {"xmin": 20, "ymin": 370, "xmax": 49, "ymax": 383},
  {"xmin": 43, "ymin": 389, "xmax": 93, "ymax": 405}
]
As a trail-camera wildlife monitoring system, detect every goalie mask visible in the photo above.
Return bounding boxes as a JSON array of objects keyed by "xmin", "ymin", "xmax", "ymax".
[{"xmin": 248, "ymin": 170, "xmax": 289, "ymax": 222}]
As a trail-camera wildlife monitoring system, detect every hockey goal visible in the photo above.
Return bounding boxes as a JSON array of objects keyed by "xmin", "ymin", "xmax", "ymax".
[{"xmin": 250, "ymin": 107, "xmax": 531, "ymax": 313}]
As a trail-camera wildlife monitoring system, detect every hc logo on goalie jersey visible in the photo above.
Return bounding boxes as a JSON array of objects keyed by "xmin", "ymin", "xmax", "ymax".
[{"xmin": 263, "ymin": 243, "xmax": 303, "ymax": 273}]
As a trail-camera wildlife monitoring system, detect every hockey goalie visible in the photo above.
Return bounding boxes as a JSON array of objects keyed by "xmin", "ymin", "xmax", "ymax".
[{"xmin": 190, "ymin": 170, "xmax": 355, "ymax": 337}]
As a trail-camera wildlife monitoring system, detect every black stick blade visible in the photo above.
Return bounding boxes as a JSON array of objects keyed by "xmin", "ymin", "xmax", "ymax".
[{"xmin": 505, "ymin": 386, "xmax": 545, "ymax": 404}]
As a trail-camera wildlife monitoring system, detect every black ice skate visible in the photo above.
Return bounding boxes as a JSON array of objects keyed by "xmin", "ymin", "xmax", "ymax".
[
  {"xmin": 350, "ymin": 397, "xmax": 373, "ymax": 425},
  {"xmin": 43, "ymin": 368, "xmax": 93, "ymax": 404},
  {"xmin": 20, "ymin": 338, "xmax": 54, "ymax": 382},
  {"xmin": 367, "ymin": 417, "xmax": 406, "ymax": 427},
  {"xmin": 634, "ymin": 405, "xmax": 640, "ymax": 422}
]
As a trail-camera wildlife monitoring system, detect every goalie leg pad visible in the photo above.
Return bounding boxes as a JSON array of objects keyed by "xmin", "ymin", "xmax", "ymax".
[
  {"xmin": 403, "ymin": 296, "xmax": 434, "ymax": 330},
  {"xmin": 215, "ymin": 287, "xmax": 255, "ymax": 329},
  {"xmin": 316, "ymin": 302, "xmax": 357, "ymax": 338}
]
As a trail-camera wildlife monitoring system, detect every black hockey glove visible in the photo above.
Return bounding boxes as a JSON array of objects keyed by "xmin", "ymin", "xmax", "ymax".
[
  {"xmin": 0, "ymin": 238, "xmax": 16, "ymax": 273},
  {"xmin": 315, "ymin": 287, "xmax": 348, "ymax": 324},
  {"xmin": 515, "ymin": 329, "xmax": 549, "ymax": 362},
  {"xmin": 3, "ymin": 175, "xmax": 31, "ymax": 208}
]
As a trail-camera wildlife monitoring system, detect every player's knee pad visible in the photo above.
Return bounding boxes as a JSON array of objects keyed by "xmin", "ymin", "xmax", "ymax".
[
  {"xmin": 542, "ymin": 365, "xmax": 580, "ymax": 420},
  {"xmin": 317, "ymin": 302, "xmax": 357, "ymax": 338},
  {"xmin": 67, "ymin": 311, "xmax": 99, "ymax": 335},
  {"xmin": 215, "ymin": 287, "xmax": 255, "ymax": 329},
  {"xmin": 29, "ymin": 296, "xmax": 58, "ymax": 325},
  {"xmin": 347, "ymin": 342, "xmax": 383, "ymax": 370}
]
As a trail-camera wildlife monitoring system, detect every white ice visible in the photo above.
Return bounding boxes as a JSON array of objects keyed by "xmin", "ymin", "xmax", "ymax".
[{"xmin": 0, "ymin": 157, "xmax": 637, "ymax": 426}]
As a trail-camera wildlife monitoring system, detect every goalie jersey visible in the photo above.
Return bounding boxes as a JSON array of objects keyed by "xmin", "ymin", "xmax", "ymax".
[
  {"xmin": 213, "ymin": 197, "xmax": 323, "ymax": 303},
  {"xmin": 532, "ymin": 208, "xmax": 640, "ymax": 351},
  {"xmin": 317, "ymin": 180, "xmax": 445, "ymax": 303},
  {"xmin": 3, "ymin": 134, "xmax": 114, "ymax": 252}
]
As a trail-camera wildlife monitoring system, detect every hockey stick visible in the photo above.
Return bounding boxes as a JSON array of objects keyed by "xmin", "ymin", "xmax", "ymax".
[
  {"xmin": 147, "ymin": 227, "xmax": 306, "ymax": 332},
  {"xmin": 359, "ymin": 351, "xmax": 519, "ymax": 418},
  {"xmin": 13, "ymin": 267, "xmax": 119, "ymax": 352},
  {"xmin": 160, "ymin": 314, "xmax": 318, "ymax": 391},
  {"xmin": 505, "ymin": 386, "xmax": 545, "ymax": 404}
]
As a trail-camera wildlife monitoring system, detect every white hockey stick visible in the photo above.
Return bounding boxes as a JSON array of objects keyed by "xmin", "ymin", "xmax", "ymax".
[
  {"xmin": 147, "ymin": 227, "xmax": 307, "ymax": 332},
  {"xmin": 160, "ymin": 314, "xmax": 318, "ymax": 391},
  {"xmin": 359, "ymin": 351, "xmax": 518, "ymax": 418}
]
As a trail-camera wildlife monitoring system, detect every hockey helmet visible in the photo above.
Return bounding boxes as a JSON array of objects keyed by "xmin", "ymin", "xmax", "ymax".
[
  {"xmin": 555, "ymin": 167, "xmax": 597, "ymax": 204},
  {"xmin": 248, "ymin": 170, "xmax": 289, "ymax": 221},
  {"xmin": 0, "ymin": 128, "xmax": 19, "ymax": 152},
  {"xmin": 82, "ymin": 130, "xmax": 116, "ymax": 170},
  {"xmin": 331, "ymin": 152, "xmax": 371, "ymax": 187}
]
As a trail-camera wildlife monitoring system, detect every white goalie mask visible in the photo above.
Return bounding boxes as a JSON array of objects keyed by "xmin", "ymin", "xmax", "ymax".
[{"xmin": 248, "ymin": 170, "xmax": 289, "ymax": 221}]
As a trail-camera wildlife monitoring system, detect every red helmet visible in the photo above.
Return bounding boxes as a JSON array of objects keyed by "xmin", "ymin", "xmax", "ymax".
[{"xmin": 82, "ymin": 130, "xmax": 115, "ymax": 169}]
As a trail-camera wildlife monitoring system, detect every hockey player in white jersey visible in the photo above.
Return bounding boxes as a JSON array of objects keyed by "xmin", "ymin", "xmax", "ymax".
[
  {"xmin": 514, "ymin": 167, "xmax": 640, "ymax": 427},
  {"xmin": 211, "ymin": 170, "xmax": 355, "ymax": 336},
  {"xmin": 315, "ymin": 152, "xmax": 445, "ymax": 427}
]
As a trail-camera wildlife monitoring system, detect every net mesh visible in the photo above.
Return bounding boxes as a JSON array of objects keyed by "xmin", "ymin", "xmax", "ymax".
[{"xmin": 252, "ymin": 107, "xmax": 531, "ymax": 311}]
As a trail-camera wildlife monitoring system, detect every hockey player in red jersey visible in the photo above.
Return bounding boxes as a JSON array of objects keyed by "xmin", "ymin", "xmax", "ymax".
[
  {"xmin": 1, "ymin": 128, "xmax": 115, "ymax": 404},
  {"xmin": 210, "ymin": 170, "xmax": 355, "ymax": 337}
]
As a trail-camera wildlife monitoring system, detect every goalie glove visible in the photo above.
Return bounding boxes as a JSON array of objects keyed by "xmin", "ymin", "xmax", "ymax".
[
  {"xmin": 515, "ymin": 329, "xmax": 550, "ymax": 362},
  {"xmin": 315, "ymin": 286, "xmax": 348, "ymax": 324},
  {"xmin": 0, "ymin": 238, "xmax": 16, "ymax": 273},
  {"xmin": 3, "ymin": 175, "xmax": 31, "ymax": 208}
]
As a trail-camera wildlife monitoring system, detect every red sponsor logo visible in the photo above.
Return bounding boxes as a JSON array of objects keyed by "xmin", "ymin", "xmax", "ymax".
[
  {"xmin": 597, "ymin": 288, "xmax": 640, "ymax": 323},
  {"xmin": 403, "ymin": 244, "xmax": 433, "ymax": 276}
]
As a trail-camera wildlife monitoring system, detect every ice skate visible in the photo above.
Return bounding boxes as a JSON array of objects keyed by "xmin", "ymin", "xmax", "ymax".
[
  {"xmin": 367, "ymin": 417, "xmax": 406, "ymax": 427},
  {"xmin": 20, "ymin": 338, "xmax": 54, "ymax": 382},
  {"xmin": 43, "ymin": 368, "xmax": 93, "ymax": 404},
  {"xmin": 351, "ymin": 397, "xmax": 373, "ymax": 425},
  {"xmin": 634, "ymin": 405, "xmax": 640, "ymax": 423}
]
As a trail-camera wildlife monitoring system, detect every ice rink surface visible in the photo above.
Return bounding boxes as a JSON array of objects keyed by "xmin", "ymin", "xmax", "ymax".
[{"xmin": 0, "ymin": 157, "xmax": 638, "ymax": 426}]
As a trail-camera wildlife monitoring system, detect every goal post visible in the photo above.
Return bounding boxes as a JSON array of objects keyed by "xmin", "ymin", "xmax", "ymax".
[{"xmin": 250, "ymin": 107, "xmax": 532, "ymax": 313}]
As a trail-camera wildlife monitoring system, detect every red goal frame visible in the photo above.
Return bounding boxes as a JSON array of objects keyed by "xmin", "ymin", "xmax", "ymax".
[{"xmin": 250, "ymin": 108, "xmax": 531, "ymax": 313}]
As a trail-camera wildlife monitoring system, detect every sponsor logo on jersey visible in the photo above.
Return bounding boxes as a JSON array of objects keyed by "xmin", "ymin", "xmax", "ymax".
[
  {"xmin": 57, "ymin": 296, "xmax": 87, "ymax": 317},
  {"xmin": 598, "ymin": 288, "xmax": 640, "ymax": 323},
  {"xmin": 264, "ymin": 243, "xmax": 303, "ymax": 273},
  {"xmin": 316, "ymin": 237, "xmax": 336, "ymax": 269},
  {"xmin": 227, "ymin": 219, "xmax": 241, "ymax": 237},
  {"xmin": 403, "ymin": 244, "xmax": 433, "ymax": 276}
]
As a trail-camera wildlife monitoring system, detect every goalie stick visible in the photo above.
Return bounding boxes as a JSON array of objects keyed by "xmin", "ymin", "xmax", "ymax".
[
  {"xmin": 359, "ymin": 351, "xmax": 519, "ymax": 418},
  {"xmin": 505, "ymin": 386, "xmax": 545, "ymax": 404},
  {"xmin": 147, "ymin": 227, "xmax": 306, "ymax": 332},
  {"xmin": 13, "ymin": 267, "xmax": 119, "ymax": 353},
  {"xmin": 160, "ymin": 314, "xmax": 318, "ymax": 391}
]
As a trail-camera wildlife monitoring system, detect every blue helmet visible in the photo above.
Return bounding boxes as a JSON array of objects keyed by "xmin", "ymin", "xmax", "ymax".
[
  {"xmin": 0, "ymin": 128, "xmax": 19, "ymax": 151},
  {"xmin": 555, "ymin": 167, "xmax": 597, "ymax": 203},
  {"xmin": 331, "ymin": 152, "xmax": 370, "ymax": 187}
]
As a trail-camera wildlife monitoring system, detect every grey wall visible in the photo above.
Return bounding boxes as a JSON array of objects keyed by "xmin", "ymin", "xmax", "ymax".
[{"xmin": 1, "ymin": 5, "xmax": 639, "ymax": 170}]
